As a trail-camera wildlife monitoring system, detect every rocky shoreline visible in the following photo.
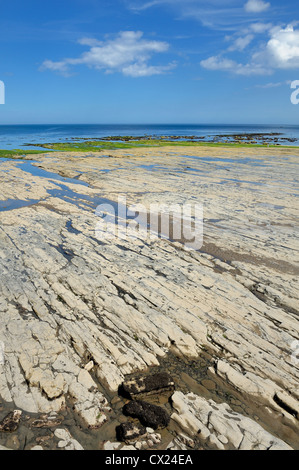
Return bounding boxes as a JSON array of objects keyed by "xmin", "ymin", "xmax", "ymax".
[
  {"xmin": 0, "ymin": 145, "xmax": 298, "ymax": 450},
  {"xmin": 25, "ymin": 132, "xmax": 299, "ymax": 147}
]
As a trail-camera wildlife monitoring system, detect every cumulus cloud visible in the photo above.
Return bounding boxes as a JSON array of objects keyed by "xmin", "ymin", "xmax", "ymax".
[
  {"xmin": 40, "ymin": 31, "xmax": 175, "ymax": 77},
  {"xmin": 259, "ymin": 25, "xmax": 299, "ymax": 69},
  {"xmin": 201, "ymin": 24, "xmax": 299, "ymax": 75},
  {"xmin": 244, "ymin": 0, "xmax": 270, "ymax": 13}
]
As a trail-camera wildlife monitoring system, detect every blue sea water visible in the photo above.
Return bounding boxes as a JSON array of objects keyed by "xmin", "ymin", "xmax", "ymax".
[{"xmin": 0, "ymin": 124, "xmax": 299, "ymax": 150}]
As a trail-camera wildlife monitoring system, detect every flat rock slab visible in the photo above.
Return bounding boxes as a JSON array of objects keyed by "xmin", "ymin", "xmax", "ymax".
[
  {"xmin": 0, "ymin": 147, "xmax": 298, "ymax": 449},
  {"xmin": 120, "ymin": 372, "xmax": 175, "ymax": 399},
  {"xmin": 123, "ymin": 400, "xmax": 170, "ymax": 430}
]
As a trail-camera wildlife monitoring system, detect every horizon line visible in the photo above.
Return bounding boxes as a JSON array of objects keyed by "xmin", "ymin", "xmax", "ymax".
[{"xmin": 0, "ymin": 122, "xmax": 298, "ymax": 127}]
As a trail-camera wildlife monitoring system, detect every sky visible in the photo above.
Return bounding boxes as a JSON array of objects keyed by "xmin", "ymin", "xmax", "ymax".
[{"xmin": 0, "ymin": 0, "xmax": 299, "ymax": 124}]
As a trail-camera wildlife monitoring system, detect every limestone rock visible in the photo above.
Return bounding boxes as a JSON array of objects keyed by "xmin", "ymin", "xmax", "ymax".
[
  {"xmin": 54, "ymin": 428, "xmax": 84, "ymax": 450},
  {"xmin": 171, "ymin": 391, "xmax": 293, "ymax": 450},
  {"xmin": 0, "ymin": 146, "xmax": 298, "ymax": 449},
  {"xmin": 103, "ymin": 441, "xmax": 122, "ymax": 450},
  {"xmin": 68, "ymin": 378, "xmax": 111, "ymax": 429}
]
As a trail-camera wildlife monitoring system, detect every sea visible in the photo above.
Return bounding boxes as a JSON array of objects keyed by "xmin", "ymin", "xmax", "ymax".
[{"xmin": 1, "ymin": 124, "xmax": 299, "ymax": 150}]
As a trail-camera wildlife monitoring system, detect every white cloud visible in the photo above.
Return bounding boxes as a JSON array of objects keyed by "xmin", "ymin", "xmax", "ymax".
[
  {"xmin": 128, "ymin": 0, "xmax": 265, "ymax": 31},
  {"xmin": 122, "ymin": 61, "xmax": 176, "ymax": 77},
  {"xmin": 255, "ymin": 81, "xmax": 284, "ymax": 88},
  {"xmin": 244, "ymin": 0, "xmax": 270, "ymax": 13},
  {"xmin": 77, "ymin": 37, "xmax": 103, "ymax": 47},
  {"xmin": 262, "ymin": 25, "xmax": 299, "ymax": 69},
  {"xmin": 41, "ymin": 31, "xmax": 174, "ymax": 77},
  {"xmin": 201, "ymin": 24, "xmax": 299, "ymax": 75},
  {"xmin": 200, "ymin": 55, "xmax": 269, "ymax": 75},
  {"xmin": 40, "ymin": 60, "xmax": 73, "ymax": 77},
  {"xmin": 128, "ymin": 0, "xmax": 164, "ymax": 10},
  {"xmin": 249, "ymin": 22, "xmax": 272, "ymax": 33},
  {"xmin": 200, "ymin": 56, "xmax": 237, "ymax": 71},
  {"xmin": 228, "ymin": 34, "xmax": 254, "ymax": 51}
]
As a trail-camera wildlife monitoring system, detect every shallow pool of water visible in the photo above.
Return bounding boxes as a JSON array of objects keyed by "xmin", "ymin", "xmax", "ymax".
[
  {"xmin": 16, "ymin": 161, "xmax": 89, "ymax": 187},
  {"xmin": 0, "ymin": 198, "xmax": 39, "ymax": 211}
]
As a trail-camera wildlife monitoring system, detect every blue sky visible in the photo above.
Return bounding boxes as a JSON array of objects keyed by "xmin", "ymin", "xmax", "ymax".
[{"xmin": 0, "ymin": 0, "xmax": 299, "ymax": 124}]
